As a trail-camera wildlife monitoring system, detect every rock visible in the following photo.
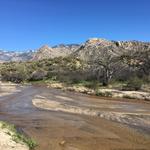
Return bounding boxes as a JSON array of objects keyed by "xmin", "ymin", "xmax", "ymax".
[{"xmin": 59, "ymin": 140, "xmax": 66, "ymax": 146}]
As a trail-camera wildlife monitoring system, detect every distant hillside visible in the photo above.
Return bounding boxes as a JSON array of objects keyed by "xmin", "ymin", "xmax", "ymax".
[
  {"xmin": 0, "ymin": 38, "xmax": 150, "ymax": 62},
  {"xmin": 0, "ymin": 44, "xmax": 80, "ymax": 62},
  {"xmin": 0, "ymin": 38, "xmax": 149, "ymax": 89},
  {"xmin": 0, "ymin": 50, "xmax": 34, "ymax": 62}
]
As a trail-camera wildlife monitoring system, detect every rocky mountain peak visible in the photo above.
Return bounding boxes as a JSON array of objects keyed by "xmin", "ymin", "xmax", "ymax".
[
  {"xmin": 73, "ymin": 38, "xmax": 150, "ymax": 61},
  {"xmin": 38, "ymin": 45, "xmax": 51, "ymax": 52},
  {"xmin": 85, "ymin": 38, "xmax": 113, "ymax": 48},
  {"xmin": 32, "ymin": 43, "xmax": 80, "ymax": 60},
  {"xmin": 40, "ymin": 45, "xmax": 49, "ymax": 49}
]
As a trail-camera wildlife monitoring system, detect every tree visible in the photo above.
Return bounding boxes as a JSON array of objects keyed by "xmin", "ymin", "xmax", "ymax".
[{"xmin": 90, "ymin": 50, "xmax": 120, "ymax": 86}]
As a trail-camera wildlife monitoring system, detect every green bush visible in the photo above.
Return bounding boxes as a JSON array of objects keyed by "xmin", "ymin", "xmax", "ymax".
[{"xmin": 122, "ymin": 77, "xmax": 143, "ymax": 91}]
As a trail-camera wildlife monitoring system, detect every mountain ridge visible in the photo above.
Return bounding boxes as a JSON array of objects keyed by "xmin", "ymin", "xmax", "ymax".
[{"xmin": 0, "ymin": 38, "xmax": 150, "ymax": 62}]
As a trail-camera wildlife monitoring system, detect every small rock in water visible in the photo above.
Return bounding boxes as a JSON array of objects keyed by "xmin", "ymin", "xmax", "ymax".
[{"xmin": 59, "ymin": 140, "xmax": 66, "ymax": 146}]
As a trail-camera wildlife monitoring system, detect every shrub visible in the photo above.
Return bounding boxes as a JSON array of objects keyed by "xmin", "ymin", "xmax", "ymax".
[
  {"xmin": 30, "ymin": 69, "xmax": 47, "ymax": 81},
  {"xmin": 122, "ymin": 77, "xmax": 143, "ymax": 91},
  {"xmin": 85, "ymin": 80, "xmax": 99, "ymax": 90},
  {"xmin": 96, "ymin": 91, "xmax": 112, "ymax": 97}
]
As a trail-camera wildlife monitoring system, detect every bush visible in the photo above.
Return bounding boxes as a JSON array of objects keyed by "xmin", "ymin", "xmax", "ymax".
[
  {"xmin": 96, "ymin": 91, "xmax": 112, "ymax": 97},
  {"xmin": 1, "ymin": 71, "xmax": 28, "ymax": 83},
  {"xmin": 122, "ymin": 77, "xmax": 143, "ymax": 91},
  {"xmin": 30, "ymin": 69, "xmax": 47, "ymax": 81},
  {"xmin": 85, "ymin": 80, "xmax": 99, "ymax": 90}
]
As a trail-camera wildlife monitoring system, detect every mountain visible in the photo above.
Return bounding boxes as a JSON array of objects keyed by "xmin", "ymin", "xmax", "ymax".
[
  {"xmin": 32, "ymin": 44, "xmax": 80, "ymax": 60},
  {"xmin": 72, "ymin": 38, "xmax": 150, "ymax": 61},
  {"xmin": 0, "ymin": 50, "xmax": 34, "ymax": 62},
  {"xmin": 0, "ymin": 44, "xmax": 80, "ymax": 62},
  {"xmin": 0, "ymin": 38, "xmax": 150, "ymax": 62}
]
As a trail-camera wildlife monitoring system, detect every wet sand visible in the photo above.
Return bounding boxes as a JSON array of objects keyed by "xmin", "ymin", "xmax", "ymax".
[{"xmin": 0, "ymin": 84, "xmax": 150, "ymax": 150}]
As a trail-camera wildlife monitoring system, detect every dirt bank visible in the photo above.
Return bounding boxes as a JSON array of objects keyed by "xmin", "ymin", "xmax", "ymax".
[
  {"xmin": 0, "ymin": 121, "xmax": 29, "ymax": 150},
  {"xmin": 46, "ymin": 82, "xmax": 150, "ymax": 101}
]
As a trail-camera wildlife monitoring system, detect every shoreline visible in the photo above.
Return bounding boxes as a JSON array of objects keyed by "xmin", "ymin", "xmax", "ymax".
[
  {"xmin": 1, "ymin": 81, "xmax": 150, "ymax": 103},
  {"xmin": 30, "ymin": 81, "xmax": 150, "ymax": 101},
  {"xmin": 0, "ymin": 121, "xmax": 29, "ymax": 150}
]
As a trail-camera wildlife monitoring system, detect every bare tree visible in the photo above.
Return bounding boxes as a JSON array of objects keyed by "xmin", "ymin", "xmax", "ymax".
[{"xmin": 90, "ymin": 50, "xmax": 120, "ymax": 86}]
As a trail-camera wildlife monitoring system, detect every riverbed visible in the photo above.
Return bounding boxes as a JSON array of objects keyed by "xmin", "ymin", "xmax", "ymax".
[{"xmin": 0, "ymin": 83, "xmax": 150, "ymax": 150}]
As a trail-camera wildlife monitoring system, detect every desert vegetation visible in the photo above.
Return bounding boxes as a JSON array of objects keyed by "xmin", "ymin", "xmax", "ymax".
[{"xmin": 0, "ymin": 48, "xmax": 150, "ymax": 94}]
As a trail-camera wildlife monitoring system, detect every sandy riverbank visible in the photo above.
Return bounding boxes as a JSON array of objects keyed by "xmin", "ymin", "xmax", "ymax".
[
  {"xmin": 0, "ymin": 121, "xmax": 29, "ymax": 150},
  {"xmin": 0, "ymin": 82, "xmax": 28, "ymax": 150},
  {"xmin": 47, "ymin": 82, "xmax": 150, "ymax": 101},
  {"xmin": 1, "ymin": 81, "xmax": 149, "ymax": 100}
]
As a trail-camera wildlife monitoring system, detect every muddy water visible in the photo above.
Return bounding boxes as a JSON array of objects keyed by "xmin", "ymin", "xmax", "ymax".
[{"xmin": 0, "ymin": 85, "xmax": 150, "ymax": 150}]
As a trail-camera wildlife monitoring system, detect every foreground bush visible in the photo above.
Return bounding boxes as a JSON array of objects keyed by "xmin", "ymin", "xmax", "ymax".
[{"xmin": 122, "ymin": 77, "xmax": 143, "ymax": 91}]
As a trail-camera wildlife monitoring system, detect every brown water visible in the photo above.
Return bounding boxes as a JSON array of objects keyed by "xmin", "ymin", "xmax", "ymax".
[{"xmin": 0, "ymin": 85, "xmax": 150, "ymax": 150}]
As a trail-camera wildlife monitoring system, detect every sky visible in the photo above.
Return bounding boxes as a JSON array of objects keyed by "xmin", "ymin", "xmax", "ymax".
[{"xmin": 0, "ymin": 0, "xmax": 150, "ymax": 51}]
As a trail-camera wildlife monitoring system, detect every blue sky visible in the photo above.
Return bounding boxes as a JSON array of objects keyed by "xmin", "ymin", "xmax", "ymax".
[{"xmin": 0, "ymin": 0, "xmax": 150, "ymax": 51}]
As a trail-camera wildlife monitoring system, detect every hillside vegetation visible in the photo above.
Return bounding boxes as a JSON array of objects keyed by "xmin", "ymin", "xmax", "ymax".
[
  {"xmin": 0, "ymin": 38, "xmax": 150, "ymax": 93},
  {"xmin": 0, "ymin": 50, "xmax": 149, "ymax": 91}
]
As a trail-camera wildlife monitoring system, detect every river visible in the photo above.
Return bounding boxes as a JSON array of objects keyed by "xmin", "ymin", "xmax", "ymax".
[{"xmin": 0, "ymin": 85, "xmax": 150, "ymax": 150}]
